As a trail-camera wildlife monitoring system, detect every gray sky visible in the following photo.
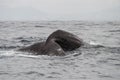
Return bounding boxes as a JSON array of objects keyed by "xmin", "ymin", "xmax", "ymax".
[{"xmin": 0, "ymin": 0, "xmax": 120, "ymax": 21}]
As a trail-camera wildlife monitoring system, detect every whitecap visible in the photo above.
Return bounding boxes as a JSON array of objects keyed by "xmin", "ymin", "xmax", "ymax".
[
  {"xmin": 89, "ymin": 41, "xmax": 102, "ymax": 46},
  {"xmin": 0, "ymin": 50, "xmax": 15, "ymax": 56}
]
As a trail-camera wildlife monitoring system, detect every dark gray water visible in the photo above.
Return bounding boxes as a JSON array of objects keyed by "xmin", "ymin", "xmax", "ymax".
[{"xmin": 0, "ymin": 21, "xmax": 120, "ymax": 80}]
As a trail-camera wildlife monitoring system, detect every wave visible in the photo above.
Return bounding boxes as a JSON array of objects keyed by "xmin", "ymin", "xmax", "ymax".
[
  {"xmin": 0, "ymin": 50, "xmax": 39, "ymax": 58},
  {"xmin": 0, "ymin": 40, "xmax": 119, "ymax": 59},
  {"xmin": 82, "ymin": 40, "xmax": 105, "ymax": 49},
  {"xmin": 0, "ymin": 49, "xmax": 82, "ymax": 60}
]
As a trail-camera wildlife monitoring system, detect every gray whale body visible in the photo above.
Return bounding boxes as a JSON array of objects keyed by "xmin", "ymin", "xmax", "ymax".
[{"xmin": 18, "ymin": 30, "xmax": 83, "ymax": 56}]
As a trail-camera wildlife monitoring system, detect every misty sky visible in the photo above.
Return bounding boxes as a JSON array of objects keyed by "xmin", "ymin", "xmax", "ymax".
[{"xmin": 0, "ymin": 0, "xmax": 120, "ymax": 21}]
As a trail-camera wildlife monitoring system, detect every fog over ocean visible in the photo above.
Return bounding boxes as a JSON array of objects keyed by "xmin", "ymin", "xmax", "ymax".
[{"xmin": 0, "ymin": 0, "xmax": 120, "ymax": 21}]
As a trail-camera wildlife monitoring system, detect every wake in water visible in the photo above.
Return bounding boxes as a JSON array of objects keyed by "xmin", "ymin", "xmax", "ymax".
[
  {"xmin": 0, "ymin": 50, "xmax": 39, "ymax": 58},
  {"xmin": 0, "ymin": 40, "xmax": 104, "ymax": 58}
]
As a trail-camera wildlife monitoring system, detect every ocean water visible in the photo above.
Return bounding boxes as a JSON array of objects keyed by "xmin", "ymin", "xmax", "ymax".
[{"xmin": 0, "ymin": 21, "xmax": 120, "ymax": 80}]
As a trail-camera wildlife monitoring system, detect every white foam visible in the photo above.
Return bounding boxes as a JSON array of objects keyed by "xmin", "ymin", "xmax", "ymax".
[
  {"xmin": 16, "ymin": 54, "xmax": 38, "ymax": 58},
  {"xmin": 89, "ymin": 41, "xmax": 102, "ymax": 45},
  {"xmin": 0, "ymin": 50, "xmax": 15, "ymax": 56},
  {"xmin": 64, "ymin": 52, "xmax": 81, "ymax": 58},
  {"xmin": 0, "ymin": 50, "xmax": 39, "ymax": 58}
]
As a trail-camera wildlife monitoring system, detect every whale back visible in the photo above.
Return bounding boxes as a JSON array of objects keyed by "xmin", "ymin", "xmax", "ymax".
[
  {"xmin": 46, "ymin": 30, "xmax": 83, "ymax": 51},
  {"xmin": 18, "ymin": 30, "xmax": 83, "ymax": 56},
  {"xmin": 18, "ymin": 42, "xmax": 45, "ymax": 54},
  {"xmin": 41, "ymin": 40, "xmax": 65, "ymax": 56}
]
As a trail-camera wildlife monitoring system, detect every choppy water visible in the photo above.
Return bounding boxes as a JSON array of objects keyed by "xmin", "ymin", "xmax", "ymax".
[{"xmin": 0, "ymin": 21, "xmax": 120, "ymax": 80}]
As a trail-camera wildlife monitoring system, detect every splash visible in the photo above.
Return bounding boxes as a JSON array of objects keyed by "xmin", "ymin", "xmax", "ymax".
[
  {"xmin": 89, "ymin": 41, "xmax": 102, "ymax": 46},
  {"xmin": 0, "ymin": 50, "xmax": 15, "ymax": 56},
  {"xmin": 0, "ymin": 50, "xmax": 39, "ymax": 58}
]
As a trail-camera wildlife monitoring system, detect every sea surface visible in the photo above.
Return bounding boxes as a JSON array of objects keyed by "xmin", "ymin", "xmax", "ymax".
[{"xmin": 0, "ymin": 21, "xmax": 120, "ymax": 80}]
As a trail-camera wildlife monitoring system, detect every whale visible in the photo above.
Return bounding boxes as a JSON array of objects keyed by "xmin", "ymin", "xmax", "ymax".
[{"xmin": 18, "ymin": 30, "xmax": 83, "ymax": 56}]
